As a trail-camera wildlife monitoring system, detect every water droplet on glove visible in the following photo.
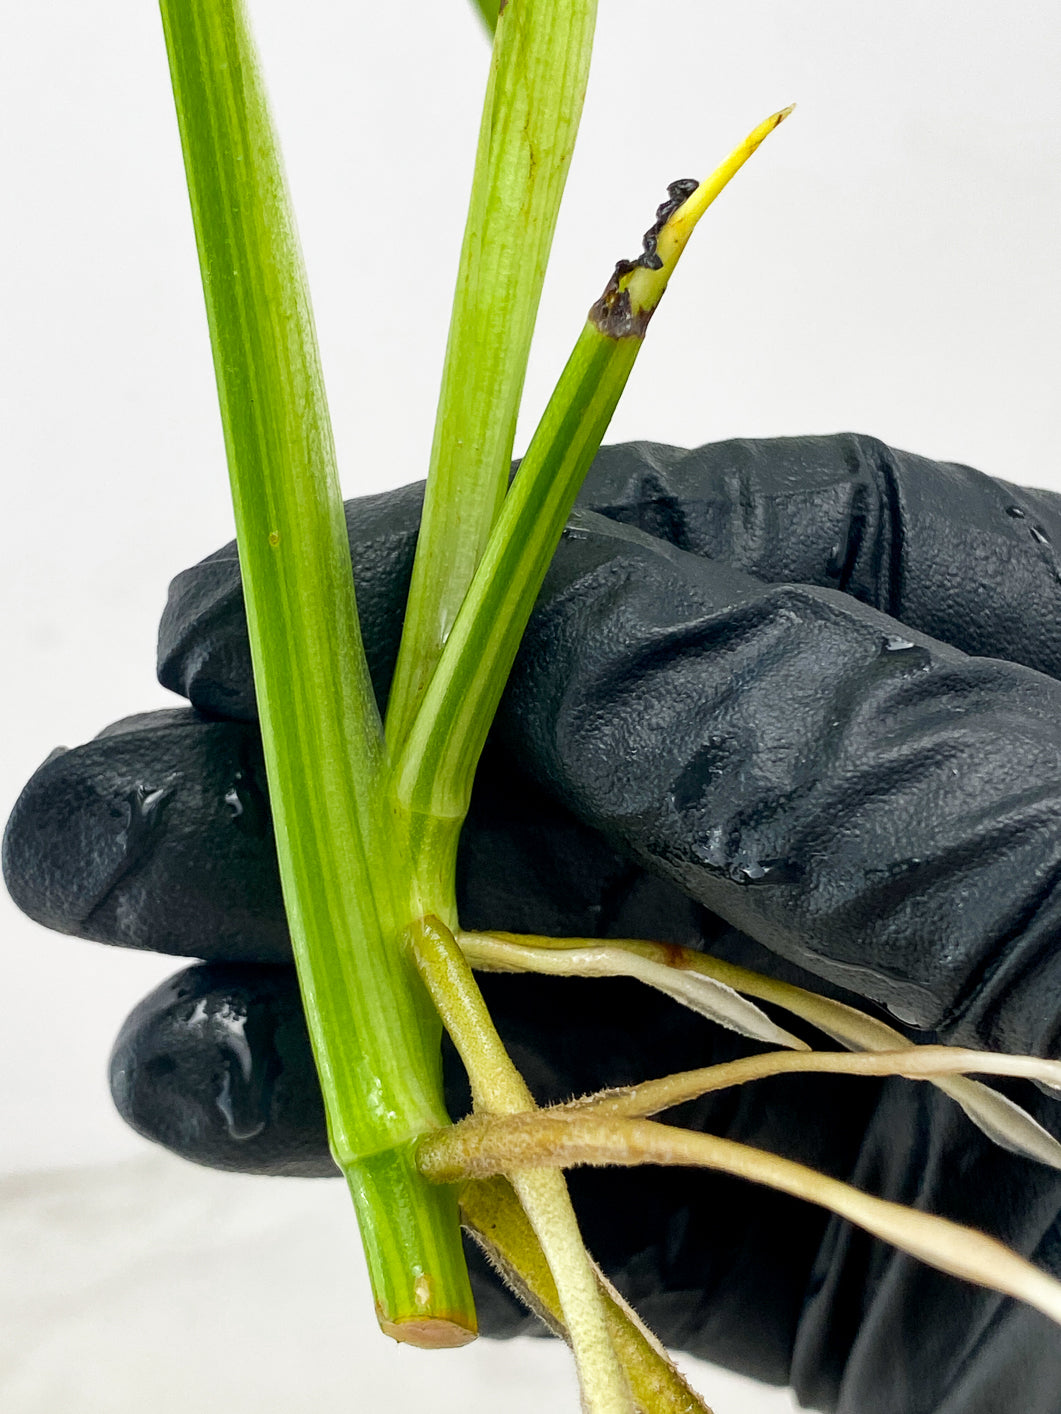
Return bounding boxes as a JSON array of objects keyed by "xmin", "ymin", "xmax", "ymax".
[
  {"xmin": 877, "ymin": 634, "xmax": 931, "ymax": 672},
  {"xmin": 209, "ymin": 1003, "xmax": 275, "ymax": 1142}
]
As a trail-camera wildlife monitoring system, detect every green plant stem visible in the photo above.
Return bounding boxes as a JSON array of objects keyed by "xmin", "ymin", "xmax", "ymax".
[
  {"xmin": 395, "ymin": 323, "xmax": 638, "ymax": 821},
  {"xmin": 394, "ymin": 108, "xmax": 793, "ymax": 821},
  {"xmin": 158, "ymin": 0, "xmax": 474, "ymax": 1345},
  {"xmin": 386, "ymin": 0, "xmax": 597, "ymax": 754},
  {"xmin": 423, "ymin": 1114, "xmax": 1061, "ymax": 1330},
  {"xmin": 411, "ymin": 918, "xmax": 633, "ymax": 1413}
]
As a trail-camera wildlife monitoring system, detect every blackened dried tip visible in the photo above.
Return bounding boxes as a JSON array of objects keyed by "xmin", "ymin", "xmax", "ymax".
[
  {"xmin": 589, "ymin": 286, "xmax": 652, "ymax": 340},
  {"xmin": 588, "ymin": 177, "xmax": 699, "ymax": 339},
  {"xmin": 614, "ymin": 176, "xmax": 700, "ymax": 284}
]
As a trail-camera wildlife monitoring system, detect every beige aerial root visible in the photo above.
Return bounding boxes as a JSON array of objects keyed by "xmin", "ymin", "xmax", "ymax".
[{"xmin": 421, "ymin": 1110, "xmax": 1061, "ymax": 1330}]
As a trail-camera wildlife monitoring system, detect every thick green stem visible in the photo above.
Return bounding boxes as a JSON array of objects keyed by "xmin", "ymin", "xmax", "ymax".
[
  {"xmin": 158, "ymin": 0, "xmax": 474, "ymax": 1344},
  {"xmin": 386, "ymin": 0, "xmax": 598, "ymax": 753},
  {"xmin": 402, "ymin": 809, "xmax": 463, "ymax": 930}
]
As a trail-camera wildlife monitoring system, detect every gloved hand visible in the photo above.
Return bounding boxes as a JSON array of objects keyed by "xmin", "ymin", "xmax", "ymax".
[{"xmin": 6, "ymin": 433, "xmax": 1061, "ymax": 1414}]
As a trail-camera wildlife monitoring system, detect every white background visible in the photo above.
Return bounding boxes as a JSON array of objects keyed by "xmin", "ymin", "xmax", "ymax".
[{"xmin": 1, "ymin": 1, "xmax": 1059, "ymax": 1410}]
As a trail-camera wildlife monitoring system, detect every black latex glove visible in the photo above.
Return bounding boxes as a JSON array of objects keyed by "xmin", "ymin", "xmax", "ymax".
[{"xmin": 6, "ymin": 434, "xmax": 1061, "ymax": 1414}]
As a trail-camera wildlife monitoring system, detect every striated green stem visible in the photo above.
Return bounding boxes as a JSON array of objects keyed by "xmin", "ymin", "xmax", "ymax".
[
  {"xmin": 158, "ymin": 0, "xmax": 474, "ymax": 1345},
  {"xmin": 385, "ymin": 0, "xmax": 598, "ymax": 754}
]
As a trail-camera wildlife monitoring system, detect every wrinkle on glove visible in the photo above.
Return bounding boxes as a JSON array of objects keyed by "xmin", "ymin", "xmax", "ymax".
[{"xmin": 157, "ymin": 432, "xmax": 1061, "ymax": 717}]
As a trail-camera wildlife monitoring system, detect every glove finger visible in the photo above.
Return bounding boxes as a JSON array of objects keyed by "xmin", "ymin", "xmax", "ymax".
[
  {"xmin": 2, "ymin": 706, "xmax": 722, "ymax": 964},
  {"xmin": 2, "ymin": 708, "xmax": 289, "ymax": 962},
  {"xmin": 110, "ymin": 960, "xmax": 1061, "ymax": 1412},
  {"xmin": 585, "ymin": 434, "xmax": 1061, "ymax": 680},
  {"xmin": 499, "ymin": 509, "xmax": 1061, "ymax": 1055},
  {"xmin": 158, "ymin": 480, "xmax": 425, "ymax": 721},
  {"xmin": 110, "ymin": 962, "xmax": 330, "ymax": 1174},
  {"xmin": 157, "ymin": 436, "xmax": 1061, "ymax": 723}
]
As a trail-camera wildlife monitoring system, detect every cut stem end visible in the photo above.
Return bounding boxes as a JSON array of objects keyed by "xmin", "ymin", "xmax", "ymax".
[
  {"xmin": 379, "ymin": 1318, "xmax": 479, "ymax": 1349},
  {"xmin": 345, "ymin": 1142, "xmax": 477, "ymax": 1342}
]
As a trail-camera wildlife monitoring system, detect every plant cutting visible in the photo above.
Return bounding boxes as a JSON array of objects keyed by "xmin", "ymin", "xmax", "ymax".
[
  {"xmin": 6, "ymin": 0, "xmax": 1061, "ymax": 1410},
  {"xmin": 154, "ymin": 0, "xmax": 1061, "ymax": 1401}
]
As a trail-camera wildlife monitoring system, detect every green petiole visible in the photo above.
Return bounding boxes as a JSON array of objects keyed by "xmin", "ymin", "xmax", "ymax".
[
  {"xmin": 385, "ymin": 0, "xmax": 598, "ymax": 755},
  {"xmin": 158, "ymin": 0, "xmax": 475, "ymax": 1346}
]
